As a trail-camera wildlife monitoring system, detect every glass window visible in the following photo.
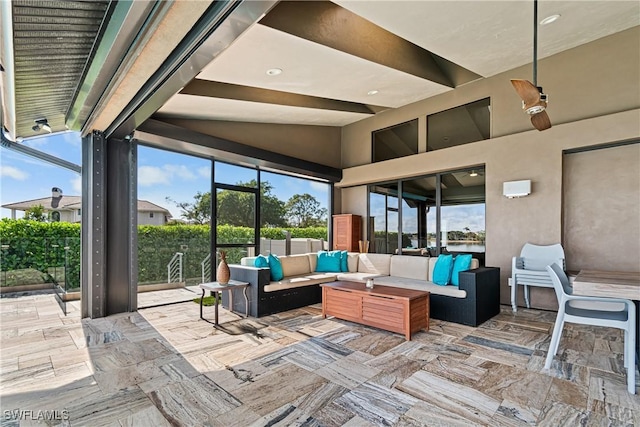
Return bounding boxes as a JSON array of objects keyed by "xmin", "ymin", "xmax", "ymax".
[
  {"xmin": 137, "ymin": 146, "xmax": 212, "ymax": 307},
  {"xmin": 368, "ymin": 184, "xmax": 399, "ymax": 254},
  {"xmin": 259, "ymin": 171, "xmax": 330, "ymax": 255},
  {"xmin": 367, "ymin": 168, "xmax": 485, "ymax": 262},
  {"xmin": 0, "ymin": 137, "xmax": 82, "ymax": 313},
  {"xmin": 427, "ymin": 98, "xmax": 490, "ymax": 151},
  {"xmin": 214, "ymin": 162, "xmax": 257, "ymax": 187},
  {"xmin": 372, "ymin": 119, "xmax": 418, "ymax": 162}
]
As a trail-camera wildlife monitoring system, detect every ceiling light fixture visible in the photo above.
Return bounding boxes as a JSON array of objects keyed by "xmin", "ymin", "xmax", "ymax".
[
  {"xmin": 469, "ymin": 170, "xmax": 479, "ymax": 177},
  {"xmin": 540, "ymin": 14, "xmax": 560, "ymax": 25},
  {"xmin": 367, "ymin": 90, "xmax": 379, "ymax": 96},
  {"xmin": 266, "ymin": 68, "xmax": 282, "ymax": 76},
  {"xmin": 32, "ymin": 118, "xmax": 52, "ymax": 133}
]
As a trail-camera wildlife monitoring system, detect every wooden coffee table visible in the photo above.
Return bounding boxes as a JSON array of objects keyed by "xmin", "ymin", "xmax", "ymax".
[{"xmin": 321, "ymin": 281, "xmax": 429, "ymax": 340}]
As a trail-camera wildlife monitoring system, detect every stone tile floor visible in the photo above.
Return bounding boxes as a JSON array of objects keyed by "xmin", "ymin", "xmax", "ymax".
[{"xmin": 0, "ymin": 293, "xmax": 638, "ymax": 426}]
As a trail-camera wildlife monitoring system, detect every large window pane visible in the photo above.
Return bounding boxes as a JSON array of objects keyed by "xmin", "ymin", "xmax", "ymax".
[
  {"xmin": 214, "ymin": 162, "xmax": 257, "ymax": 187},
  {"xmin": 367, "ymin": 169, "xmax": 485, "ymax": 260},
  {"xmin": 369, "ymin": 184, "xmax": 399, "ymax": 254},
  {"xmin": 439, "ymin": 169, "xmax": 486, "ymax": 264},
  {"xmin": 427, "ymin": 98, "xmax": 490, "ymax": 151},
  {"xmin": 372, "ymin": 119, "xmax": 418, "ymax": 162},
  {"xmin": 260, "ymin": 171, "xmax": 329, "ymax": 255},
  {"xmin": 137, "ymin": 146, "xmax": 211, "ymax": 307},
  {"xmin": 0, "ymin": 134, "xmax": 82, "ymax": 313},
  {"xmin": 402, "ymin": 176, "xmax": 437, "ymax": 255}
]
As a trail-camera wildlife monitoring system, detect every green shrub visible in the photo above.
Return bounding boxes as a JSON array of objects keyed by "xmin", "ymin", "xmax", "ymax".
[{"xmin": 0, "ymin": 219, "xmax": 327, "ymax": 288}]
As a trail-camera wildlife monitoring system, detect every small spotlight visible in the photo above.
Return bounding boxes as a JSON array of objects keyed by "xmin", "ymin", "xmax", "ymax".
[{"xmin": 33, "ymin": 118, "xmax": 52, "ymax": 133}]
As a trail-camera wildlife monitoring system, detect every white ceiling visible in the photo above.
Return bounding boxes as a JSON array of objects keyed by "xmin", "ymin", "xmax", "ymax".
[{"xmin": 156, "ymin": 0, "xmax": 640, "ymax": 127}]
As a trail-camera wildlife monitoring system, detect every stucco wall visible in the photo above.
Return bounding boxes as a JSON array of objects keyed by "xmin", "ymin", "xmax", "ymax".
[
  {"xmin": 336, "ymin": 26, "xmax": 640, "ymax": 310},
  {"xmin": 563, "ymin": 143, "xmax": 640, "ymax": 273}
]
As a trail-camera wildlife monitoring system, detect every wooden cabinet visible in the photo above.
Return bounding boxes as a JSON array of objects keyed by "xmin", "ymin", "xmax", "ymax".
[{"xmin": 333, "ymin": 214, "xmax": 361, "ymax": 252}]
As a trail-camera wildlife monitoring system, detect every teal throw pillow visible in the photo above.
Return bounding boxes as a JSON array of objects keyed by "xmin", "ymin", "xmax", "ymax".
[
  {"xmin": 254, "ymin": 255, "xmax": 269, "ymax": 268},
  {"xmin": 451, "ymin": 254, "xmax": 473, "ymax": 286},
  {"xmin": 432, "ymin": 254, "xmax": 454, "ymax": 286},
  {"xmin": 268, "ymin": 254, "xmax": 284, "ymax": 281},
  {"xmin": 316, "ymin": 251, "xmax": 342, "ymax": 273},
  {"xmin": 340, "ymin": 250, "xmax": 348, "ymax": 272}
]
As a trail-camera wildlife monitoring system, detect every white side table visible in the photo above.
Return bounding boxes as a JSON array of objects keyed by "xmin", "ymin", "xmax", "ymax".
[{"xmin": 199, "ymin": 280, "xmax": 249, "ymax": 325}]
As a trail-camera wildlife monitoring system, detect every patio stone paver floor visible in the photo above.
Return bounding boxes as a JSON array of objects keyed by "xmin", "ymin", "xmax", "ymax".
[{"xmin": 0, "ymin": 292, "xmax": 638, "ymax": 426}]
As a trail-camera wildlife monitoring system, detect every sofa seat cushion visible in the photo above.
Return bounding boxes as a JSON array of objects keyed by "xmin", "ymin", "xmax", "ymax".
[
  {"xmin": 335, "ymin": 272, "xmax": 384, "ymax": 283},
  {"xmin": 373, "ymin": 276, "xmax": 467, "ymax": 298},
  {"xmin": 264, "ymin": 273, "xmax": 337, "ymax": 292}
]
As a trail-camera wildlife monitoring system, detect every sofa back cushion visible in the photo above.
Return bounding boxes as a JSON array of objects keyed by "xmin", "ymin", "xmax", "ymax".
[
  {"xmin": 280, "ymin": 254, "xmax": 311, "ymax": 277},
  {"xmin": 347, "ymin": 252, "xmax": 359, "ymax": 272},
  {"xmin": 389, "ymin": 255, "xmax": 429, "ymax": 280},
  {"xmin": 307, "ymin": 253, "xmax": 318, "ymax": 272},
  {"xmin": 357, "ymin": 253, "xmax": 392, "ymax": 275}
]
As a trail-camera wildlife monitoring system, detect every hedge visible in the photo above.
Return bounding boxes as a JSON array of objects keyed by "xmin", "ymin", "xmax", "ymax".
[{"xmin": 0, "ymin": 219, "xmax": 327, "ymax": 288}]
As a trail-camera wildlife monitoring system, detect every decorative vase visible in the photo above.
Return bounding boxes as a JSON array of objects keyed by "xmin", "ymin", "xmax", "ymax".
[{"xmin": 217, "ymin": 251, "xmax": 230, "ymax": 285}]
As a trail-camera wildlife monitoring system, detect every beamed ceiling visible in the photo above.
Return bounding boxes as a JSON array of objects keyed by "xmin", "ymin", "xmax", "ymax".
[{"xmin": 1, "ymin": 1, "xmax": 639, "ymax": 139}]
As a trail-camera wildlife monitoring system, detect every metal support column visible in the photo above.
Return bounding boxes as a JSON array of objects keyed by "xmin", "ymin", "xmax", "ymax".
[
  {"xmin": 81, "ymin": 131, "xmax": 107, "ymax": 318},
  {"xmin": 81, "ymin": 132, "xmax": 138, "ymax": 318},
  {"xmin": 106, "ymin": 137, "xmax": 138, "ymax": 315}
]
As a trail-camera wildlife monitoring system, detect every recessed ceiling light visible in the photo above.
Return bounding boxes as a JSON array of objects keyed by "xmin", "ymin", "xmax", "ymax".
[
  {"xmin": 266, "ymin": 68, "xmax": 282, "ymax": 76},
  {"xmin": 367, "ymin": 90, "xmax": 379, "ymax": 96},
  {"xmin": 540, "ymin": 14, "xmax": 560, "ymax": 25}
]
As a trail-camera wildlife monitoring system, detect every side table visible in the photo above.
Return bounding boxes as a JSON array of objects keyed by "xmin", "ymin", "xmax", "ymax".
[{"xmin": 199, "ymin": 280, "xmax": 249, "ymax": 325}]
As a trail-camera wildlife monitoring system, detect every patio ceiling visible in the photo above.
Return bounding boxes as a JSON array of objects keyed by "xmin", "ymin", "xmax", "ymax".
[{"xmin": 1, "ymin": 1, "xmax": 638, "ymax": 140}]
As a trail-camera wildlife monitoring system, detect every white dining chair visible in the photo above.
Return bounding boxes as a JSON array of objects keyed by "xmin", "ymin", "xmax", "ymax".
[
  {"xmin": 544, "ymin": 263, "xmax": 636, "ymax": 394},
  {"xmin": 511, "ymin": 243, "xmax": 565, "ymax": 312}
]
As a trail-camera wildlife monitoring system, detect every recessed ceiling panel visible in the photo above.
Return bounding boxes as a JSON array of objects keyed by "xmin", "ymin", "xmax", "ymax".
[
  {"xmin": 197, "ymin": 24, "xmax": 452, "ymax": 108},
  {"xmin": 335, "ymin": 1, "xmax": 640, "ymax": 77},
  {"xmin": 157, "ymin": 94, "xmax": 372, "ymax": 126}
]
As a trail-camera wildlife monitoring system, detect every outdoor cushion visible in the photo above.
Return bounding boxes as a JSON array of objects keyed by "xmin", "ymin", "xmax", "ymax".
[
  {"xmin": 335, "ymin": 272, "xmax": 385, "ymax": 283},
  {"xmin": 356, "ymin": 253, "xmax": 392, "ymax": 275},
  {"xmin": 389, "ymin": 255, "xmax": 429, "ymax": 280},
  {"xmin": 316, "ymin": 251, "xmax": 342, "ymax": 272},
  {"xmin": 254, "ymin": 255, "xmax": 269, "ymax": 268},
  {"xmin": 451, "ymin": 254, "xmax": 473, "ymax": 286},
  {"xmin": 340, "ymin": 250, "xmax": 348, "ymax": 272},
  {"xmin": 433, "ymin": 254, "xmax": 454, "ymax": 285},
  {"xmin": 373, "ymin": 276, "xmax": 467, "ymax": 298},
  {"xmin": 264, "ymin": 273, "xmax": 338, "ymax": 292},
  {"xmin": 268, "ymin": 254, "xmax": 284, "ymax": 281},
  {"xmin": 347, "ymin": 253, "xmax": 359, "ymax": 272},
  {"xmin": 280, "ymin": 254, "xmax": 312, "ymax": 277}
]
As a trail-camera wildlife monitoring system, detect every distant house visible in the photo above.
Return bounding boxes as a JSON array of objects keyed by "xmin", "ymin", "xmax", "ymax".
[{"xmin": 2, "ymin": 196, "xmax": 172, "ymax": 225}]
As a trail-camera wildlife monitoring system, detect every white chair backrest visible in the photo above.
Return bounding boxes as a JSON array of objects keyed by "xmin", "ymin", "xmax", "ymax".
[
  {"xmin": 520, "ymin": 243, "xmax": 565, "ymax": 270},
  {"xmin": 546, "ymin": 263, "xmax": 572, "ymax": 302}
]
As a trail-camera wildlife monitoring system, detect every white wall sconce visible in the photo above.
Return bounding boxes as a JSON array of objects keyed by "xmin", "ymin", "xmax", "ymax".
[{"xmin": 503, "ymin": 180, "xmax": 531, "ymax": 198}]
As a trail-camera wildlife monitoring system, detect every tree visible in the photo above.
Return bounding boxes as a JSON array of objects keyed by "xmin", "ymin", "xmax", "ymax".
[
  {"xmin": 284, "ymin": 193, "xmax": 327, "ymax": 227},
  {"xmin": 167, "ymin": 180, "xmax": 286, "ymax": 227},
  {"xmin": 24, "ymin": 205, "xmax": 47, "ymax": 222},
  {"xmin": 217, "ymin": 180, "xmax": 286, "ymax": 227},
  {"xmin": 166, "ymin": 192, "xmax": 211, "ymax": 225}
]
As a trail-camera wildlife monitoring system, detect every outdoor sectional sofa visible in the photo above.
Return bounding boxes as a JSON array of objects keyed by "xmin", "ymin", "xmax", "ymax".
[{"xmin": 225, "ymin": 252, "xmax": 500, "ymax": 327}]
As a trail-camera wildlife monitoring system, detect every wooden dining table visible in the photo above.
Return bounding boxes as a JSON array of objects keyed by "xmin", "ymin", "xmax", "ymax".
[
  {"xmin": 572, "ymin": 270, "xmax": 640, "ymax": 370},
  {"xmin": 572, "ymin": 270, "xmax": 640, "ymax": 300}
]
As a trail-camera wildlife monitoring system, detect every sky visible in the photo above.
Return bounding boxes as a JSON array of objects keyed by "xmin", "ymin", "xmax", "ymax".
[{"xmin": 0, "ymin": 132, "xmax": 330, "ymax": 220}]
